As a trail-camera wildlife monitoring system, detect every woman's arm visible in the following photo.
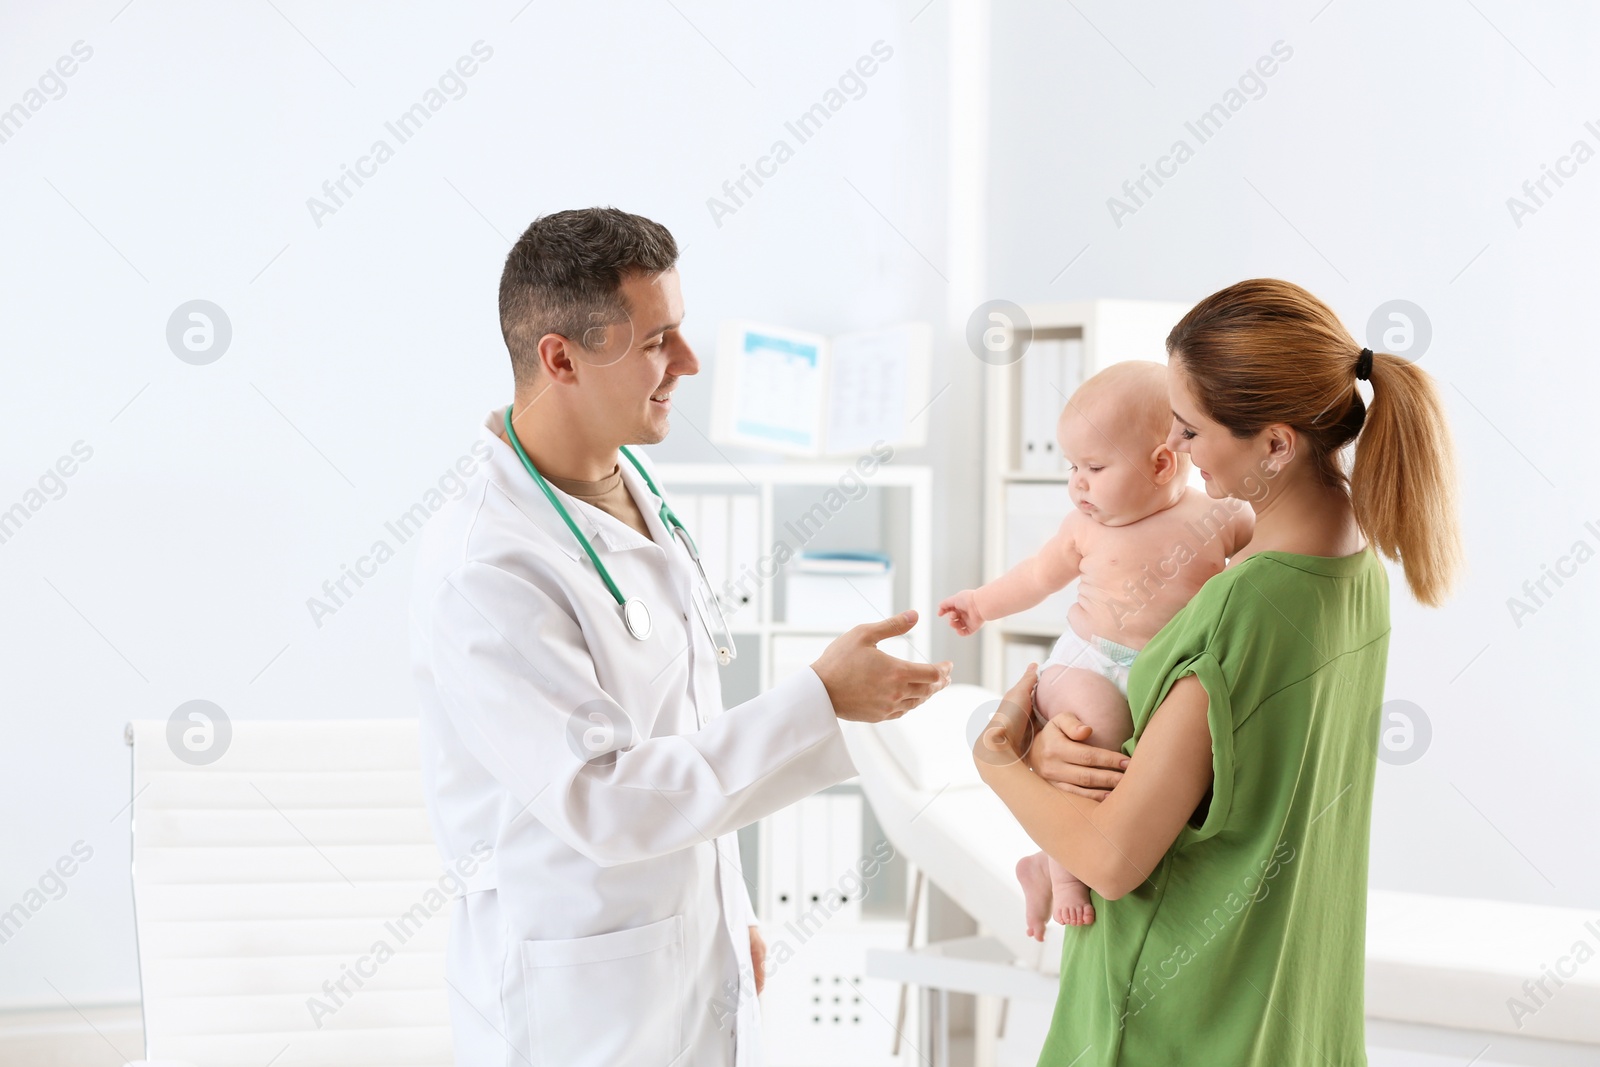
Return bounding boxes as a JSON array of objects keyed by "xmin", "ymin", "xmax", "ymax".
[{"xmin": 975, "ymin": 664, "xmax": 1216, "ymax": 900}]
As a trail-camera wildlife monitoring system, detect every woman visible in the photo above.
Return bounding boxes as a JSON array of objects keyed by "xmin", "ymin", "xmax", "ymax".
[{"xmin": 975, "ymin": 278, "xmax": 1463, "ymax": 1066}]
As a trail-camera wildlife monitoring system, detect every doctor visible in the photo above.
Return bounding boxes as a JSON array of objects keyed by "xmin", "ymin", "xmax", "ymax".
[{"xmin": 410, "ymin": 207, "xmax": 952, "ymax": 1067}]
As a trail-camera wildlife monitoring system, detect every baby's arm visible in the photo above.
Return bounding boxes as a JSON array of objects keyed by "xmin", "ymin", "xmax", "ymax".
[{"xmin": 972, "ymin": 515, "xmax": 1084, "ymax": 621}]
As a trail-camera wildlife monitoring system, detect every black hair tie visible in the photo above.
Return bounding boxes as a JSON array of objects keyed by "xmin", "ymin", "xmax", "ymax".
[{"xmin": 1355, "ymin": 347, "xmax": 1374, "ymax": 381}]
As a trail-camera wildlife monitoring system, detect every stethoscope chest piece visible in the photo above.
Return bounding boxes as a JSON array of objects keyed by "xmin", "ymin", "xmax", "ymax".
[
  {"xmin": 502, "ymin": 406, "xmax": 731, "ymax": 659},
  {"xmin": 622, "ymin": 597, "xmax": 652, "ymax": 641}
]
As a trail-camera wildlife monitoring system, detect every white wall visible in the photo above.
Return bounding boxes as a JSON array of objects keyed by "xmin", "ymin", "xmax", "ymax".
[
  {"xmin": 985, "ymin": 1, "xmax": 1600, "ymax": 908},
  {"xmin": 6, "ymin": 0, "xmax": 1594, "ymax": 1018},
  {"xmin": 0, "ymin": 0, "xmax": 967, "ymax": 1006}
]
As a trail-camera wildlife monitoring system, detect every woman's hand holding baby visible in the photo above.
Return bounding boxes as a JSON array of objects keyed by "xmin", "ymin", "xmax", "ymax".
[
  {"xmin": 1026, "ymin": 713, "xmax": 1129, "ymax": 800},
  {"xmin": 937, "ymin": 589, "xmax": 987, "ymax": 635},
  {"xmin": 973, "ymin": 665, "xmax": 1130, "ymax": 799},
  {"xmin": 973, "ymin": 662, "xmax": 1039, "ymax": 771}
]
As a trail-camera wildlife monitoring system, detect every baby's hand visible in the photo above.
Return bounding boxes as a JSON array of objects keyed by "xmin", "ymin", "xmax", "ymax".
[{"xmin": 937, "ymin": 590, "xmax": 986, "ymax": 636}]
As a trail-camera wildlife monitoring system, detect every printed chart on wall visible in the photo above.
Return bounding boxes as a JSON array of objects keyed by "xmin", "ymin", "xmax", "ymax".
[
  {"xmin": 713, "ymin": 320, "xmax": 931, "ymax": 457},
  {"xmin": 729, "ymin": 328, "xmax": 824, "ymax": 451}
]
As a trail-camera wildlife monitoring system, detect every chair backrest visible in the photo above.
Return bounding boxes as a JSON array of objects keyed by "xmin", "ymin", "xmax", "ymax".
[{"xmin": 127, "ymin": 718, "xmax": 453, "ymax": 1066}]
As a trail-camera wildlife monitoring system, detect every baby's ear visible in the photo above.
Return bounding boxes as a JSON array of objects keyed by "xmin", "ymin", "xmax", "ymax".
[{"xmin": 1150, "ymin": 442, "xmax": 1182, "ymax": 484}]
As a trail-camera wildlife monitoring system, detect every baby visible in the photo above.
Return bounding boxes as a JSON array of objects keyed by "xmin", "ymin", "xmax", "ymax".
[{"xmin": 938, "ymin": 360, "xmax": 1253, "ymax": 935}]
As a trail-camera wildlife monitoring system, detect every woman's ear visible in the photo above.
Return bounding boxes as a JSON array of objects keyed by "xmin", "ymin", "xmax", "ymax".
[{"xmin": 1264, "ymin": 424, "xmax": 1297, "ymax": 473}]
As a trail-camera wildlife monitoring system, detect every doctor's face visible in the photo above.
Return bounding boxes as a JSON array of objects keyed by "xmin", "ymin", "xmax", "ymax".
[{"xmin": 580, "ymin": 267, "xmax": 699, "ymax": 447}]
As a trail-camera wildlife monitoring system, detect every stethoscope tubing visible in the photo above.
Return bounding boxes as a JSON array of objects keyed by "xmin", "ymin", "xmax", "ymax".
[{"xmin": 501, "ymin": 406, "xmax": 736, "ymax": 661}]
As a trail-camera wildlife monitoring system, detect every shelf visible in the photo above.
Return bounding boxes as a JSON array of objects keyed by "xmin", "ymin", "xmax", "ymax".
[
  {"xmin": 646, "ymin": 462, "xmax": 930, "ymax": 488},
  {"xmin": 724, "ymin": 624, "xmax": 878, "ymax": 634},
  {"xmin": 981, "ymin": 298, "xmax": 1194, "ymax": 691},
  {"xmin": 993, "ymin": 620, "xmax": 1065, "ymax": 639},
  {"xmin": 1001, "ymin": 469, "xmax": 1072, "ymax": 482},
  {"xmin": 655, "ymin": 459, "xmax": 932, "ymax": 696},
  {"xmin": 655, "ymin": 458, "xmax": 931, "ymax": 1038}
]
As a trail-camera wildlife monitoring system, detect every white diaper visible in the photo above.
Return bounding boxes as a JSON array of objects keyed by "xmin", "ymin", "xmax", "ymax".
[{"xmin": 1040, "ymin": 627, "xmax": 1140, "ymax": 698}]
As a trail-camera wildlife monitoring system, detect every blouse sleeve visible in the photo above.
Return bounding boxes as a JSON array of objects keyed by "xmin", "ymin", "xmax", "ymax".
[{"xmin": 1128, "ymin": 648, "xmax": 1236, "ymax": 847}]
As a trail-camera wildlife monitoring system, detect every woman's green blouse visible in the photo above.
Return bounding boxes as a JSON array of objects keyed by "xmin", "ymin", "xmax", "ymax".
[{"xmin": 1038, "ymin": 547, "xmax": 1391, "ymax": 1067}]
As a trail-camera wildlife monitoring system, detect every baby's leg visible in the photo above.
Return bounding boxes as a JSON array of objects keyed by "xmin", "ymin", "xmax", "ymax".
[
  {"xmin": 1014, "ymin": 850, "xmax": 1054, "ymax": 942},
  {"xmin": 1032, "ymin": 664, "xmax": 1135, "ymax": 927},
  {"xmin": 1036, "ymin": 662, "xmax": 1135, "ymax": 750},
  {"xmin": 1014, "ymin": 664, "xmax": 1069, "ymax": 941}
]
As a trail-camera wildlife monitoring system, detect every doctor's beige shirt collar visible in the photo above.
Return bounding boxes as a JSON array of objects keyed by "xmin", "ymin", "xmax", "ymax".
[{"xmin": 479, "ymin": 405, "xmax": 670, "ymax": 563}]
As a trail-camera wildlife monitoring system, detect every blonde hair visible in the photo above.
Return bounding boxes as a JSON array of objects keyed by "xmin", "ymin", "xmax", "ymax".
[
  {"xmin": 1066, "ymin": 360, "xmax": 1191, "ymax": 478},
  {"xmin": 1166, "ymin": 279, "xmax": 1463, "ymax": 606}
]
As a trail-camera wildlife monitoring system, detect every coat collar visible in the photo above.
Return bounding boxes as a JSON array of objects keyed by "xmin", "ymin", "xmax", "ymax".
[{"xmin": 481, "ymin": 407, "xmax": 669, "ymax": 563}]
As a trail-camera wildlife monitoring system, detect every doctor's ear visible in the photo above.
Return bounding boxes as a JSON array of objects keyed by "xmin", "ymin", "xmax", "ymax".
[{"xmin": 536, "ymin": 333, "xmax": 581, "ymax": 383}]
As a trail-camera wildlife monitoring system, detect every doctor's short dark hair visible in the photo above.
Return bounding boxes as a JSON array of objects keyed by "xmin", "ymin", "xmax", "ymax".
[{"xmin": 498, "ymin": 207, "xmax": 679, "ymax": 382}]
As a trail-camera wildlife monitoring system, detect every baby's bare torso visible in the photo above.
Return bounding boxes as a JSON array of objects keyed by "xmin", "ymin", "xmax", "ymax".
[{"xmin": 1067, "ymin": 488, "xmax": 1247, "ymax": 649}]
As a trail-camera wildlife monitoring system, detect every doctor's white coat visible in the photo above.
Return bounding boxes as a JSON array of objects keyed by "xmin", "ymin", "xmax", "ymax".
[{"xmin": 409, "ymin": 407, "xmax": 857, "ymax": 1067}]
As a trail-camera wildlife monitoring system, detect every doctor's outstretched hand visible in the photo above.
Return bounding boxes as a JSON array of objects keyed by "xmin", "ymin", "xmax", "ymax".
[{"xmin": 810, "ymin": 610, "xmax": 953, "ymax": 723}]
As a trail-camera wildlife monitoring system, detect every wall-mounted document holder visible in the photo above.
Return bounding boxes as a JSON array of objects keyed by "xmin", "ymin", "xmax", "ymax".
[{"xmin": 711, "ymin": 320, "xmax": 932, "ymax": 457}]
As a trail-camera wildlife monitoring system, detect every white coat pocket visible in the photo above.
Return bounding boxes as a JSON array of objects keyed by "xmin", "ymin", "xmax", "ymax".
[{"xmin": 520, "ymin": 913, "xmax": 686, "ymax": 1067}]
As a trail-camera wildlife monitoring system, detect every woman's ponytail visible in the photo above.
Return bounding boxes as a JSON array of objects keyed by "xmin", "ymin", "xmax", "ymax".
[
  {"xmin": 1167, "ymin": 279, "xmax": 1464, "ymax": 606},
  {"xmin": 1349, "ymin": 352, "xmax": 1464, "ymax": 606}
]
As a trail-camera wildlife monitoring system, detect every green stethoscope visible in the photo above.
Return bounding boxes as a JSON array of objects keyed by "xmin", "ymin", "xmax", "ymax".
[{"xmin": 502, "ymin": 406, "xmax": 738, "ymax": 666}]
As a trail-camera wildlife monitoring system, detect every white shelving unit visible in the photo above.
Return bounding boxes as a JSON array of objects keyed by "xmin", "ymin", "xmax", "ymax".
[
  {"xmin": 654, "ymin": 462, "xmax": 934, "ymax": 690},
  {"xmin": 979, "ymin": 299, "xmax": 1193, "ymax": 692},
  {"xmin": 655, "ymin": 460, "xmax": 931, "ymax": 1067}
]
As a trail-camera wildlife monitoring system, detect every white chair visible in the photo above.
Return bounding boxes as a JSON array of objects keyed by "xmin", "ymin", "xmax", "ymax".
[{"xmin": 124, "ymin": 719, "xmax": 454, "ymax": 1067}]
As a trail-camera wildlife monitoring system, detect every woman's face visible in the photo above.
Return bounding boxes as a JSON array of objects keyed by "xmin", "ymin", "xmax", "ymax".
[{"xmin": 1166, "ymin": 359, "xmax": 1276, "ymax": 506}]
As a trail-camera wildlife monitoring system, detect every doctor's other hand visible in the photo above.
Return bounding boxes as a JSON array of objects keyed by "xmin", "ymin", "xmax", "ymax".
[
  {"xmin": 750, "ymin": 926, "xmax": 766, "ymax": 995},
  {"xmin": 936, "ymin": 589, "xmax": 986, "ymax": 636},
  {"xmin": 1026, "ymin": 710, "xmax": 1129, "ymax": 801},
  {"xmin": 811, "ymin": 610, "xmax": 952, "ymax": 723}
]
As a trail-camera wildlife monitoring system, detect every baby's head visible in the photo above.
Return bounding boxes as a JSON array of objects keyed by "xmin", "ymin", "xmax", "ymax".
[{"xmin": 1057, "ymin": 360, "xmax": 1191, "ymax": 526}]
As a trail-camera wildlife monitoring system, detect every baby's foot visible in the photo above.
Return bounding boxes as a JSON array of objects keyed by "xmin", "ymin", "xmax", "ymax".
[
  {"xmin": 1051, "ymin": 875, "xmax": 1096, "ymax": 927},
  {"xmin": 1015, "ymin": 853, "xmax": 1053, "ymax": 942}
]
